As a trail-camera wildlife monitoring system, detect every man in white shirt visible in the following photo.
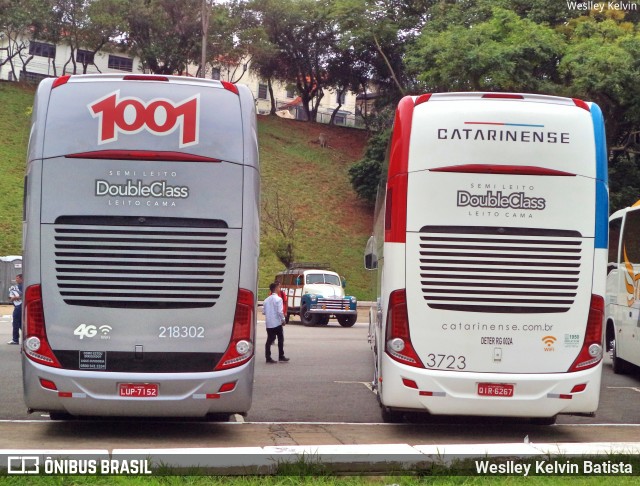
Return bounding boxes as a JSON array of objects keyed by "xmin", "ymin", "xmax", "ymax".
[
  {"xmin": 7, "ymin": 274, "xmax": 22, "ymax": 345},
  {"xmin": 262, "ymin": 282, "xmax": 289, "ymax": 363}
]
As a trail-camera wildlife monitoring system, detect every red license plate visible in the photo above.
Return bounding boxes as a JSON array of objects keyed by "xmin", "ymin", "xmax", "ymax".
[
  {"xmin": 119, "ymin": 383, "xmax": 158, "ymax": 398},
  {"xmin": 477, "ymin": 383, "xmax": 514, "ymax": 397}
]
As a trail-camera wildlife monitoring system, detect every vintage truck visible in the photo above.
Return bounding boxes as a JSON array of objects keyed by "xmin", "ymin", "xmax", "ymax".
[{"xmin": 275, "ymin": 264, "xmax": 357, "ymax": 327}]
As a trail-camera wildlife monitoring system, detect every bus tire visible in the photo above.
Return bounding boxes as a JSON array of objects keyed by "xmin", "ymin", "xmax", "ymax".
[
  {"xmin": 381, "ymin": 407, "xmax": 404, "ymax": 423},
  {"xmin": 204, "ymin": 413, "xmax": 231, "ymax": 422},
  {"xmin": 49, "ymin": 411, "xmax": 75, "ymax": 420},
  {"xmin": 606, "ymin": 321, "xmax": 615, "ymax": 353},
  {"xmin": 337, "ymin": 315, "xmax": 357, "ymax": 327},
  {"xmin": 612, "ymin": 337, "xmax": 633, "ymax": 375},
  {"xmin": 531, "ymin": 415, "xmax": 557, "ymax": 426},
  {"xmin": 300, "ymin": 305, "xmax": 318, "ymax": 326}
]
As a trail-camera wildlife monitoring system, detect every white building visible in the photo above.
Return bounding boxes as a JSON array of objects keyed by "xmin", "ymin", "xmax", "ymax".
[
  {"xmin": 0, "ymin": 37, "xmax": 142, "ymax": 83},
  {"xmin": 234, "ymin": 73, "xmax": 359, "ymax": 127},
  {"xmin": 0, "ymin": 35, "xmax": 363, "ymax": 127}
]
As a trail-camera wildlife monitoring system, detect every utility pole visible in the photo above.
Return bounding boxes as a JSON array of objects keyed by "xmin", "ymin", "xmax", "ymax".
[{"xmin": 200, "ymin": 0, "xmax": 211, "ymax": 78}]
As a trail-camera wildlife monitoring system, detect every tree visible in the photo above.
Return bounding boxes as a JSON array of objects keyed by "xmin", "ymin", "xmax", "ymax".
[
  {"xmin": 406, "ymin": 6, "xmax": 565, "ymax": 93},
  {"xmin": 42, "ymin": 0, "xmax": 128, "ymax": 75},
  {"xmin": 200, "ymin": 0, "xmax": 267, "ymax": 82},
  {"xmin": 249, "ymin": 0, "xmax": 338, "ymax": 122},
  {"xmin": 0, "ymin": 0, "xmax": 49, "ymax": 80},
  {"xmin": 326, "ymin": 39, "xmax": 368, "ymax": 125},
  {"xmin": 124, "ymin": 0, "xmax": 201, "ymax": 74},
  {"xmin": 348, "ymin": 128, "xmax": 390, "ymax": 205},
  {"xmin": 559, "ymin": 14, "xmax": 640, "ymax": 154},
  {"xmin": 262, "ymin": 191, "xmax": 297, "ymax": 268},
  {"xmin": 558, "ymin": 12, "xmax": 640, "ymax": 213},
  {"xmin": 331, "ymin": 0, "xmax": 433, "ymax": 98}
]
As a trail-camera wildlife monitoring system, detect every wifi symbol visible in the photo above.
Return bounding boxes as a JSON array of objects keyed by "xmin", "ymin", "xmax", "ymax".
[
  {"xmin": 542, "ymin": 335, "xmax": 556, "ymax": 347},
  {"xmin": 99, "ymin": 325, "xmax": 113, "ymax": 335}
]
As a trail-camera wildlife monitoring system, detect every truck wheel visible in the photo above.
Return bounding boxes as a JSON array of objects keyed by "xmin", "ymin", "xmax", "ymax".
[
  {"xmin": 300, "ymin": 305, "xmax": 318, "ymax": 326},
  {"xmin": 337, "ymin": 314, "xmax": 357, "ymax": 327}
]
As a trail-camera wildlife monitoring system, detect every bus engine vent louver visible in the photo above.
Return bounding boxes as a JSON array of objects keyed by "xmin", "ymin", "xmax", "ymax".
[
  {"xmin": 53, "ymin": 223, "xmax": 227, "ymax": 309},
  {"xmin": 418, "ymin": 226, "xmax": 583, "ymax": 314}
]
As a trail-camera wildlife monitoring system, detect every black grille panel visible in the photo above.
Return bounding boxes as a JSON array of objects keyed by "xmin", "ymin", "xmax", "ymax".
[
  {"xmin": 419, "ymin": 227, "xmax": 583, "ymax": 314},
  {"xmin": 54, "ymin": 224, "xmax": 227, "ymax": 308}
]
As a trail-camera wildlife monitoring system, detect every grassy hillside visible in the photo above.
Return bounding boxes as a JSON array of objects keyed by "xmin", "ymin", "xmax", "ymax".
[
  {"xmin": 0, "ymin": 83, "xmax": 32, "ymax": 255},
  {"xmin": 0, "ymin": 81, "xmax": 375, "ymax": 300},
  {"xmin": 258, "ymin": 116, "xmax": 374, "ymax": 300}
]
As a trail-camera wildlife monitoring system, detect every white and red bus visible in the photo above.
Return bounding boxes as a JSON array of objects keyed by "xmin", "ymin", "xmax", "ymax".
[{"xmin": 365, "ymin": 92, "xmax": 608, "ymax": 423}]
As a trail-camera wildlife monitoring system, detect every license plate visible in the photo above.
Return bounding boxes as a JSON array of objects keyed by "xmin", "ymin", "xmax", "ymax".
[
  {"xmin": 119, "ymin": 383, "xmax": 158, "ymax": 397},
  {"xmin": 477, "ymin": 383, "xmax": 514, "ymax": 397}
]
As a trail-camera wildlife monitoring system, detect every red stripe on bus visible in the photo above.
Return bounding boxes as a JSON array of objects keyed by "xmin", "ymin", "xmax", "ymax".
[
  {"xmin": 430, "ymin": 165, "xmax": 576, "ymax": 176},
  {"xmin": 66, "ymin": 150, "xmax": 221, "ymax": 162}
]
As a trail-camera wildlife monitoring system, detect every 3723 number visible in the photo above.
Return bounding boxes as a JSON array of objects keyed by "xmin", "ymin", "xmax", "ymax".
[{"xmin": 425, "ymin": 354, "xmax": 466, "ymax": 370}]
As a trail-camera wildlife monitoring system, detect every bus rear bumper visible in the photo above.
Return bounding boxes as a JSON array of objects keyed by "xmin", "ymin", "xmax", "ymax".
[
  {"xmin": 22, "ymin": 358, "xmax": 254, "ymax": 418},
  {"xmin": 379, "ymin": 356, "xmax": 602, "ymax": 418}
]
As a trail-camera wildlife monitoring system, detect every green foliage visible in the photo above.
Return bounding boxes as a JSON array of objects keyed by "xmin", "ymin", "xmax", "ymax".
[
  {"xmin": 348, "ymin": 129, "xmax": 390, "ymax": 205},
  {"xmin": 124, "ymin": 0, "xmax": 202, "ymax": 74},
  {"xmin": 559, "ymin": 16, "xmax": 640, "ymax": 149},
  {"xmin": 357, "ymin": 1, "xmax": 640, "ymax": 214},
  {"xmin": 609, "ymin": 154, "xmax": 640, "ymax": 212},
  {"xmin": 407, "ymin": 6, "xmax": 565, "ymax": 92}
]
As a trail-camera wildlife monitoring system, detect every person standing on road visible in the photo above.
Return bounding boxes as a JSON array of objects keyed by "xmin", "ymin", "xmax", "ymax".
[
  {"xmin": 263, "ymin": 282, "xmax": 289, "ymax": 363},
  {"xmin": 7, "ymin": 273, "xmax": 23, "ymax": 345}
]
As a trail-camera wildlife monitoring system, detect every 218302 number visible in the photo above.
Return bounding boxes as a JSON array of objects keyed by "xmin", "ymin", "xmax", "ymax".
[{"xmin": 158, "ymin": 326, "xmax": 205, "ymax": 338}]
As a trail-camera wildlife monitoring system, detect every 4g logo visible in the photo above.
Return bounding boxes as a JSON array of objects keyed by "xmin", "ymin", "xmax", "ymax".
[
  {"xmin": 88, "ymin": 91, "xmax": 200, "ymax": 148},
  {"xmin": 74, "ymin": 324, "xmax": 113, "ymax": 340}
]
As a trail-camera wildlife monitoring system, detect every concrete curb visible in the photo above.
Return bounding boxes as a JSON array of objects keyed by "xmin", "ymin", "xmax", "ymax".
[{"xmin": 3, "ymin": 442, "xmax": 640, "ymax": 475}]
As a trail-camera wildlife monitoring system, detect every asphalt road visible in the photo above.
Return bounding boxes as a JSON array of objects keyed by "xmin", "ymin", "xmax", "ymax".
[{"xmin": 1, "ymin": 306, "xmax": 640, "ymax": 427}]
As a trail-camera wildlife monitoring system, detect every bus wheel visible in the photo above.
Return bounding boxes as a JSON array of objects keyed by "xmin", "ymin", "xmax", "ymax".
[
  {"xmin": 300, "ymin": 305, "xmax": 318, "ymax": 326},
  {"xmin": 530, "ymin": 415, "xmax": 557, "ymax": 426},
  {"xmin": 204, "ymin": 413, "xmax": 231, "ymax": 422},
  {"xmin": 612, "ymin": 337, "xmax": 633, "ymax": 375},
  {"xmin": 49, "ymin": 411, "xmax": 75, "ymax": 420},
  {"xmin": 337, "ymin": 315, "xmax": 357, "ymax": 327},
  {"xmin": 381, "ymin": 407, "xmax": 404, "ymax": 423}
]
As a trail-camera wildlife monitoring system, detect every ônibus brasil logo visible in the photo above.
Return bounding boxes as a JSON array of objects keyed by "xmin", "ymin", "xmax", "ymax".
[{"xmin": 88, "ymin": 91, "xmax": 200, "ymax": 148}]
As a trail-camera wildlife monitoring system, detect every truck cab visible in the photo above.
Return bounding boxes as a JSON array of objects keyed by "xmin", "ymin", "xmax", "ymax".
[{"xmin": 276, "ymin": 264, "xmax": 357, "ymax": 327}]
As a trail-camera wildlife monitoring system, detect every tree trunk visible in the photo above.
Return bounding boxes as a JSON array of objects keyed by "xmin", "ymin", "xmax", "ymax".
[
  {"xmin": 373, "ymin": 34, "xmax": 404, "ymax": 96},
  {"xmin": 329, "ymin": 87, "xmax": 346, "ymax": 125},
  {"xmin": 268, "ymin": 78, "xmax": 277, "ymax": 115}
]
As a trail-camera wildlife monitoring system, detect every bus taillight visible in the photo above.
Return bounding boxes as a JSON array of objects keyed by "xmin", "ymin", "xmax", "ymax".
[
  {"xmin": 214, "ymin": 289, "xmax": 255, "ymax": 371},
  {"xmin": 568, "ymin": 294, "xmax": 604, "ymax": 372},
  {"xmin": 385, "ymin": 289, "xmax": 425, "ymax": 368},
  {"xmin": 385, "ymin": 173, "xmax": 408, "ymax": 243},
  {"xmin": 24, "ymin": 285, "xmax": 62, "ymax": 368}
]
